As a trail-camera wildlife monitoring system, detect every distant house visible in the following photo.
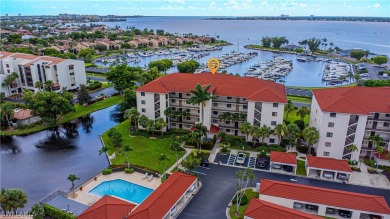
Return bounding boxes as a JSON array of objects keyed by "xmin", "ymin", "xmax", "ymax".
[
  {"xmin": 374, "ymin": 150, "xmax": 390, "ymax": 167},
  {"xmin": 280, "ymin": 44, "xmax": 303, "ymax": 51},
  {"xmin": 13, "ymin": 109, "xmax": 41, "ymax": 125}
]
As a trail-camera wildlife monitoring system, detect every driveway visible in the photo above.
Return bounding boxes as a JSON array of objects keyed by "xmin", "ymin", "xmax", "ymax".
[{"xmin": 178, "ymin": 164, "xmax": 390, "ymax": 219}]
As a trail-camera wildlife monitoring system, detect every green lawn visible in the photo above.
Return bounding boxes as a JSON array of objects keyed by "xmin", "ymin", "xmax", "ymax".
[
  {"xmin": 229, "ymin": 189, "xmax": 259, "ymax": 219},
  {"xmin": 102, "ymin": 121, "xmax": 186, "ymax": 173},
  {"xmin": 88, "ymin": 81, "xmax": 113, "ymax": 92},
  {"xmin": 287, "ymin": 95, "xmax": 312, "ymax": 104},
  {"xmin": 1, "ymin": 96, "xmax": 123, "ymax": 136},
  {"xmin": 297, "ymin": 160, "xmax": 307, "ymax": 176},
  {"xmin": 86, "ymin": 73, "xmax": 107, "ymax": 78},
  {"xmin": 284, "ymin": 108, "xmax": 310, "ymax": 125}
]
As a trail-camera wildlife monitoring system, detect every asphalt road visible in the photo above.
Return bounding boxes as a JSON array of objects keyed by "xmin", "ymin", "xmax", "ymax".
[
  {"xmin": 365, "ymin": 63, "xmax": 388, "ymax": 80},
  {"xmin": 87, "ymin": 76, "xmax": 109, "ymax": 82},
  {"xmin": 286, "ymin": 88, "xmax": 312, "ymax": 97},
  {"xmin": 178, "ymin": 164, "xmax": 390, "ymax": 219}
]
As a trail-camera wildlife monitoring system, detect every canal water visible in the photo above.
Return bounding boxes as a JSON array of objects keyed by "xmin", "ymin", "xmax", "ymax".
[{"xmin": 0, "ymin": 105, "xmax": 121, "ymax": 210}]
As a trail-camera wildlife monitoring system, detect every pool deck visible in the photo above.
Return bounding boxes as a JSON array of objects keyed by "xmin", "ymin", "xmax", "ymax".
[{"xmin": 69, "ymin": 171, "xmax": 161, "ymax": 206}]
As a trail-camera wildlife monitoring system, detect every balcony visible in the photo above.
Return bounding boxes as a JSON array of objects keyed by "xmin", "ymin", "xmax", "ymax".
[
  {"xmin": 348, "ymin": 115, "xmax": 359, "ymax": 126},
  {"xmin": 347, "ymin": 125, "xmax": 357, "ymax": 136},
  {"xmin": 52, "ymin": 83, "xmax": 61, "ymax": 91}
]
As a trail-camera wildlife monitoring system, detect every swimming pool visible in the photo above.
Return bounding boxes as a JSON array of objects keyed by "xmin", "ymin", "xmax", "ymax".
[{"xmin": 89, "ymin": 179, "xmax": 153, "ymax": 204}]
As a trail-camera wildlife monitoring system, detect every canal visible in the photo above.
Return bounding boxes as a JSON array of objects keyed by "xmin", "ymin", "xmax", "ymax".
[{"xmin": 0, "ymin": 105, "xmax": 120, "ymax": 210}]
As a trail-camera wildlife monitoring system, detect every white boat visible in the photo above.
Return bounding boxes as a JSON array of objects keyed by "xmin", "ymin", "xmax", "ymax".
[{"xmin": 127, "ymin": 53, "xmax": 137, "ymax": 58}]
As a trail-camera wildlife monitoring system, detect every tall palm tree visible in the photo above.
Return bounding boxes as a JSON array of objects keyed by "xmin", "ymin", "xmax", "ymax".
[
  {"xmin": 251, "ymin": 126, "xmax": 260, "ymax": 147},
  {"xmin": 34, "ymin": 81, "xmax": 43, "ymax": 91},
  {"xmin": 45, "ymin": 80, "xmax": 53, "ymax": 91},
  {"xmin": 354, "ymin": 73, "xmax": 361, "ymax": 83},
  {"xmin": 218, "ymin": 112, "xmax": 230, "ymax": 123},
  {"xmin": 158, "ymin": 153, "xmax": 170, "ymax": 175},
  {"xmin": 164, "ymin": 107, "xmax": 175, "ymax": 129},
  {"xmin": 284, "ymin": 101, "xmax": 294, "ymax": 122},
  {"xmin": 98, "ymin": 146, "xmax": 110, "ymax": 155},
  {"xmin": 122, "ymin": 144, "xmax": 134, "ymax": 169},
  {"xmin": 287, "ymin": 123, "xmax": 300, "ymax": 147},
  {"xmin": 67, "ymin": 174, "xmax": 80, "ymax": 189},
  {"xmin": 258, "ymin": 125, "xmax": 271, "ymax": 144},
  {"xmin": 138, "ymin": 115, "xmax": 149, "ymax": 129},
  {"xmin": 296, "ymin": 106, "xmax": 310, "ymax": 121},
  {"xmin": 369, "ymin": 134, "xmax": 383, "ymax": 159},
  {"xmin": 192, "ymin": 123, "xmax": 207, "ymax": 153},
  {"xmin": 146, "ymin": 120, "xmax": 156, "ymax": 137},
  {"xmin": 155, "ymin": 117, "xmax": 167, "ymax": 136},
  {"xmin": 1, "ymin": 102, "xmax": 15, "ymax": 128},
  {"xmin": 187, "ymin": 84, "xmax": 215, "ymax": 126},
  {"xmin": 1, "ymin": 72, "xmax": 19, "ymax": 95},
  {"xmin": 274, "ymin": 123, "xmax": 288, "ymax": 145},
  {"xmin": 347, "ymin": 72, "xmax": 354, "ymax": 84},
  {"xmin": 347, "ymin": 144, "xmax": 359, "ymax": 160},
  {"xmin": 303, "ymin": 127, "xmax": 320, "ymax": 155},
  {"xmin": 239, "ymin": 122, "xmax": 252, "ymax": 142},
  {"xmin": 124, "ymin": 107, "xmax": 140, "ymax": 131}
]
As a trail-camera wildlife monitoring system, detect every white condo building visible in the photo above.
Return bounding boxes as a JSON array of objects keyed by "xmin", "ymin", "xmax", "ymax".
[
  {"xmin": 309, "ymin": 87, "xmax": 390, "ymax": 160},
  {"xmin": 0, "ymin": 51, "xmax": 87, "ymax": 97},
  {"xmin": 135, "ymin": 73, "xmax": 287, "ymax": 144}
]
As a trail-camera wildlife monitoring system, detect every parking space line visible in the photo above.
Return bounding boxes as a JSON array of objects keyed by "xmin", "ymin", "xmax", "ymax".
[
  {"xmin": 192, "ymin": 170, "xmax": 207, "ymax": 175},
  {"xmin": 198, "ymin": 166, "xmax": 210, "ymax": 170}
]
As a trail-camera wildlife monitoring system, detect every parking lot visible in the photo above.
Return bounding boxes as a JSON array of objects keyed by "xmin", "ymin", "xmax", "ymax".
[
  {"xmin": 357, "ymin": 63, "xmax": 389, "ymax": 81},
  {"xmin": 215, "ymin": 153, "xmax": 270, "ymax": 170}
]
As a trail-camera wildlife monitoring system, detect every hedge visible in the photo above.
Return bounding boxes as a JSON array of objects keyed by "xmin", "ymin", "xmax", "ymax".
[
  {"xmin": 44, "ymin": 204, "xmax": 76, "ymax": 219},
  {"xmin": 232, "ymin": 194, "xmax": 249, "ymax": 206},
  {"xmin": 87, "ymin": 81, "xmax": 102, "ymax": 90},
  {"xmin": 124, "ymin": 168, "xmax": 134, "ymax": 174},
  {"xmin": 102, "ymin": 168, "xmax": 113, "ymax": 175}
]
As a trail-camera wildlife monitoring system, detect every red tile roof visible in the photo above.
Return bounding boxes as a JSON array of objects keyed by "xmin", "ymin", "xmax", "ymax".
[
  {"xmin": 77, "ymin": 195, "xmax": 136, "ymax": 219},
  {"xmin": 306, "ymin": 156, "xmax": 352, "ymax": 172},
  {"xmin": 0, "ymin": 52, "xmax": 66, "ymax": 65},
  {"xmin": 126, "ymin": 172, "xmax": 197, "ymax": 219},
  {"xmin": 245, "ymin": 198, "xmax": 321, "ymax": 219},
  {"xmin": 270, "ymin": 151, "xmax": 297, "ymax": 165},
  {"xmin": 13, "ymin": 109, "xmax": 34, "ymax": 120},
  {"xmin": 136, "ymin": 73, "xmax": 287, "ymax": 103},
  {"xmin": 374, "ymin": 150, "xmax": 389, "ymax": 160},
  {"xmin": 312, "ymin": 87, "xmax": 390, "ymax": 115},
  {"xmin": 260, "ymin": 179, "xmax": 390, "ymax": 215},
  {"xmin": 209, "ymin": 124, "xmax": 220, "ymax": 134}
]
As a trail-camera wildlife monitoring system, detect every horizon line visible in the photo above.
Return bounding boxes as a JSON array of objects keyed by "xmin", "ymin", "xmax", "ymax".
[{"xmin": 1, "ymin": 15, "xmax": 390, "ymax": 18}]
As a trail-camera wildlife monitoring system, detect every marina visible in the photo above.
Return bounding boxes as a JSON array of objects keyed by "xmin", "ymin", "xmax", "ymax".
[
  {"xmin": 244, "ymin": 56, "xmax": 293, "ymax": 81},
  {"xmin": 322, "ymin": 61, "xmax": 352, "ymax": 83}
]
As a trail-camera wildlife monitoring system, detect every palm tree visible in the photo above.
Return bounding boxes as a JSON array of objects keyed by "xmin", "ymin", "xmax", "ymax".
[
  {"xmin": 296, "ymin": 106, "xmax": 310, "ymax": 121},
  {"xmin": 164, "ymin": 107, "xmax": 175, "ymax": 129},
  {"xmin": 339, "ymin": 76, "xmax": 347, "ymax": 86},
  {"xmin": 347, "ymin": 144, "xmax": 359, "ymax": 160},
  {"xmin": 192, "ymin": 123, "xmax": 207, "ymax": 153},
  {"xmin": 369, "ymin": 134, "xmax": 383, "ymax": 159},
  {"xmin": 1, "ymin": 72, "xmax": 19, "ymax": 95},
  {"xmin": 1, "ymin": 102, "xmax": 15, "ymax": 128},
  {"xmin": 274, "ymin": 123, "xmax": 287, "ymax": 145},
  {"xmin": 258, "ymin": 125, "xmax": 271, "ymax": 144},
  {"xmin": 158, "ymin": 153, "xmax": 170, "ymax": 175},
  {"xmin": 347, "ymin": 72, "xmax": 354, "ymax": 84},
  {"xmin": 354, "ymin": 73, "xmax": 361, "ymax": 83},
  {"xmin": 45, "ymin": 80, "xmax": 53, "ymax": 91},
  {"xmin": 284, "ymin": 101, "xmax": 294, "ymax": 122},
  {"xmin": 98, "ymin": 146, "xmax": 110, "ymax": 155},
  {"xmin": 303, "ymin": 127, "xmax": 320, "ymax": 155},
  {"xmin": 188, "ymin": 84, "xmax": 215, "ymax": 126},
  {"xmin": 124, "ymin": 107, "xmax": 140, "ymax": 131},
  {"xmin": 34, "ymin": 81, "xmax": 43, "ymax": 91},
  {"xmin": 122, "ymin": 144, "xmax": 134, "ymax": 169},
  {"xmin": 67, "ymin": 174, "xmax": 80, "ymax": 189},
  {"xmin": 239, "ymin": 122, "xmax": 252, "ymax": 142},
  {"xmin": 287, "ymin": 123, "xmax": 300, "ymax": 147},
  {"xmin": 218, "ymin": 112, "xmax": 230, "ymax": 123},
  {"xmin": 146, "ymin": 119, "xmax": 156, "ymax": 137},
  {"xmin": 155, "ymin": 117, "xmax": 167, "ymax": 136},
  {"xmin": 251, "ymin": 126, "xmax": 260, "ymax": 147},
  {"xmin": 138, "ymin": 115, "xmax": 149, "ymax": 129}
]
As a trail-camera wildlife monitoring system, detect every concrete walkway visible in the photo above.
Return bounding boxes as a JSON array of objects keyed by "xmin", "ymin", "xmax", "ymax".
[
  {"xmin": 208, "ymin": 139, "xmax": 221, "ymax": 163},
  {"xmin": 165, "ymin": 147, "xmax": 193, "ymax": 174}
]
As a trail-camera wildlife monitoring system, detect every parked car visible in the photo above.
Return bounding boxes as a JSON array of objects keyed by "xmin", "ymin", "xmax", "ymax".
[
  {"xmin": 337, "ymin": 173, "xmax": 348, "ymax": 180},
  {"xmin": 305, "ymin": 204, "xmax": 318, "ymax": 211},
  {"xmin": 293, "ymin": 203, "xmax": 303, "ymax": 209},
  {"xmin": 272, "ymin": 163, "xmax": 282, "ymax": 169},
  {"xmin": 322, "ymin": 171, "xmax": 334, "ymax": 179},
  {"xmin": 256, "ymin": 157, "xmax": 267, "ymax": 168},
  {"xmin": 283, "ymin": 165, "xmax": 293, "ymax": 172},
  {"xmin": 338, "ymin": 210, "xmax": 352, "ymax": 218},
  {"xmin": 361, "ymin": 73, "xmax": 369, "ymax": 77},
  {"xmin": 200, "ymin": 157, "xmax": 209, "ymax": 167},
  {"xmin": 236, "ymin": 153, "xmax": 246, "ymax": 164},
  {"xmin": 326, "ymin": 208, "xmax": 336, "ymax": 214}
]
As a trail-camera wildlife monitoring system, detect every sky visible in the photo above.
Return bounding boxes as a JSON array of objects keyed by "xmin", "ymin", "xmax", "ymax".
[{"xmin": 1, "ymin": 0, "xmax": 390, "ymax": 17}]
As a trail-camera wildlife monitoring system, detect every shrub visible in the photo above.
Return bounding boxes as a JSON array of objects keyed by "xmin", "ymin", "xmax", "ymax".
[
  {"xmin": 102, "ymin": 168, "xmax": 113, "ymax": 175},
  {"xmin": 87, "ymin": 81, "xmax": 102, "ymax": 90},
  {"xmin": 368, "ymin": 167, "xmax": 376, "ymax": 173},
  {"xmin": 259, "ymin": 150, "xmax": 267, "ymax": 158},
  {"xmin": 351, "ymin": 166, "xmax": 359, "ymax": 171},
  {"xmin": 256, "ymin": 146, "xmax": 270, "ymax": 153},
  {"xmin": 170, "ymin": 128, "xmax": 190, "ymax": 134},
  {"xmin": 191, "ymin": 149, "xmax": 210, "ymax": 158},
  {"xmin": 221, "ymin": 146, "xmax": 229, "ymax": 153},
  {"xmin": 232, "ymin": 194, "xmax": 248, "ymax": 206},
  {"xmin": 364, "ymin": 158, "xmax": 375, "ymax": 168},
  {"xmin": 124, "ymin": 168, "xmax": 134, "ymax": 174},
  {"xmin": 348, "ymin": 160, "xmax": 358, "ymax": 165},
  {"xmin": 269, "ymin": 145, "xmax": 286, "ymax": 152},
  {"xmin": 296, "ymin": 145, "xmax": 308, "ymax": 154},
  {"xmin": 44, "ymin": 204, "xmax": 76, "ymax": 219}
]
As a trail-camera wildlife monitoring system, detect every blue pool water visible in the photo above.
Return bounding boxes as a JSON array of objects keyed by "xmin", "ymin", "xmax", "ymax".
[{"xmin": 89, "ymin": 179, "xmax": 153, "ymax": 204}]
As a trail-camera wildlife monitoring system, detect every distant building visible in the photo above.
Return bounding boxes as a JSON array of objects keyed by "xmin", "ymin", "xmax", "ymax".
[
  {"xmin": 280, "ymin": 44, "xmax": 303, "ymax": 51},
  {"xmin": 0, "ymin": 52, "xmax": 87, "ymax": 97},
  {"xmin": 281, "ymin": 14, "xmax": 289, "ymax": 17},
  {"xmin": 13, "ymin": 109, "xmax": 41, "ymax": 125}
]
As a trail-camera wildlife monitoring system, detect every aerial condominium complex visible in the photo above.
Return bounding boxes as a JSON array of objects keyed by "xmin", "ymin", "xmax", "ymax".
[
  {"xmin": 309, "ymin": 87, "xmax": 390, "ymax": 160},
  {"xmin": 0, "ymin": 51, "xmax": 86, "ymax": 96},
  {"xmin": 135, "ymin": 72, "xmax": 287, "ymax": 144}
]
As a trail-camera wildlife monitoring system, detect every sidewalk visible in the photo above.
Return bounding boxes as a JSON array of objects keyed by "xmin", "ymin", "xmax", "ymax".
[
  {"xmin": 165, "ymin": 147, "xmax": 192, "ymax": 174},
  {"xmin": 208, "ymin": 138, "xmax": 221, "ymax": 163}
]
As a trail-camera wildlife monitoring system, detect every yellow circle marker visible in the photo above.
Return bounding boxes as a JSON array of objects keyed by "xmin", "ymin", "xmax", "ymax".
[{"xmin": 207, "ymin": 58, "xmax": 220, "ymax": 75}]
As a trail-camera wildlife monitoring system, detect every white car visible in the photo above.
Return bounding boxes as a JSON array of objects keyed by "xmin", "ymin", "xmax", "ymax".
[
  {"xmin": 361, "ymin": 73, "xmax": 369, "ymax": 77},
  {"xmin": 236, "ymin": 153, "xmax": 246, "ymax": 164}
]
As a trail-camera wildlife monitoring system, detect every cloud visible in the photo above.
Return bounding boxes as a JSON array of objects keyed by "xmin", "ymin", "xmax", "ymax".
[
  {"xmin": 373, "ymin": 3, "xmax": 380, "ymax": 8},
  {"xmin": 166, "ymin": 0, "xmax": 185, "ymax": 4},
  {"xmin": 224, "ymin": 0, "xmax": 254, "ymax": 11}
]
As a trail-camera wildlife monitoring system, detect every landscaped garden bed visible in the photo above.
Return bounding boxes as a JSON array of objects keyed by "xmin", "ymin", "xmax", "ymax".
[{"xmin": 228, "ymin": 189, "xmax": 259, "ymax": 219}]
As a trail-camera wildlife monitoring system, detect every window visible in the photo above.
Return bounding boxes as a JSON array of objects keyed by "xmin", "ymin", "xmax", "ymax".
[
  {"xmin": 6, "ymin": 64, "xmax": 9, "ymax": 68},
  {"xmin": 272, "ymin": 112, "xmax": 278, "ymax": 117},
  {"xmin": 226, "ymin": 121, "xmax": 230, "ymax": 124},
  {"xmin": 7, "ymin": 70, "xmax": 10, "ymax": 73},
  {"xmin": 213, "ymin": 111, "xmax": 218, "ymax": 115},
  {"xmin": 227, "ymin": 104, "xmax": 232, "ymax": 108},
  {"xmin": 71, "ymin": 83, "xmax": 75, "ymax": 86},
  {"xmin": 243, "ymin": 98, "xmax": 246, "ymax": 101},
  {"xmin": 171, "ymin": 99, "xmax": 176, "ymax": 103},
  {"xmin": 186, "ymin": 109, "xmax": 190, "ymax": 112},
  {"xmin": 273, "ymin": 103, "xmax": 278, "ymax": 108},
  {"xmin": 325, "ymin": 142, "xmax": 331, "ymax": 147},
  {"xmin": 227, "ymin": 97, "xmax": 232, "ymax": 100},
  {"xmin": 186, "ymin": 117, "xmax": 190, "ymax": 120},
  {"xmin": 243, "ymin": 105, "xmax": 248, "ymax": 109},
  {"xmin": 171, "ymin": 92, "xmax": 176, "ymax": 95},
  {"xmin": 141, "ymin": 100, "xmax": 145, "ymax": 104},
  {"xmin": 323, "ymin": 152, "xmax": 330, "ymax": 157},
  {"xmin": 172, "ymin": 123, "xmax": 176, "ymax": 127},
  {"xmin": 271, "ymin": 121, "xmax": 277, "ymax": 126},
  {"xmin": 226, "ymin": 129, "xmax": 231, "ymax": 133},
  {"xmin": 330, "ymin": 113, "xmax": 336, "ymax": 118},
  {"xmin": 186, "ymin": 93, "xmax": 190, "ymax": 96},
  {"xmin": 328, "ymin": 122, "xmax": 334, "ymax": 127},
  {"xmin": 70, "ymin": 72, "xmax": 75, "ymax": 75},
  {"xmin": 326, "ymin": 132, "xmax": 333, "ymax": 138},
  {"xmin": 142, "ymin": 108, "xmax": 146, "ymax": 113},
  {"xmin": 212, "ymin": 119, "xmax": 218, "ymax": 123},
  {"xmin": 68, "ymin": 66, "xmax": 74, "ymax": 70},
  {"xmin": 141, "ymin": 92, "xmax": 145, "ymax": 96},
  {"xmin": 386, "ymin": 114, "xmax": 390, "ymax": 117},
  {"xmin": 384, "ymin": 122, "xmax": 389, "ymax": 127},
  {"xmin": 214, "ymin": 103, "xmax": 218, "ymax": 107},
  {"xmin": 269, "ymin": 138, "xmax": 275, "ymax": 144}
]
